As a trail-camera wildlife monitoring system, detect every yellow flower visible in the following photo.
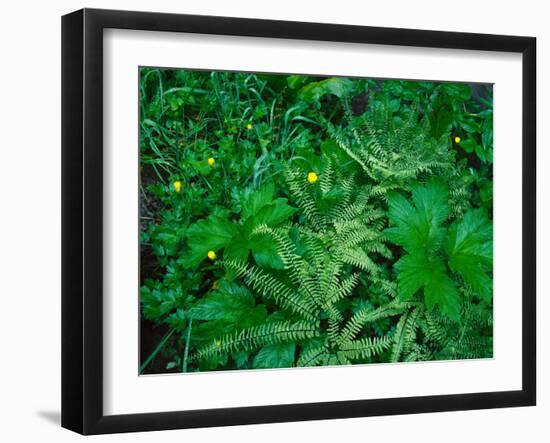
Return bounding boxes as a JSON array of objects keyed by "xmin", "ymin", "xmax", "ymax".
[
  {"xmin": 208, "ymin": 157, "xmax": 215, "ymax": 166},
  {"xmin": 246, "ymin": 123, "xmax": 253, "ymax": 130},
  {"xmin": 307, "ymin": 172, "xmax": 318, "ymax": 183},
  {"xmin": 454, "ymin": 136, "xmax": 461, "ymax": 144},
  {"xmin": 173, "ymin": 181, "xmax": 182, "ymax": 193},
  {"xmin": 207, "ymin": 250, "xmax": 217, "ymax": 260}
]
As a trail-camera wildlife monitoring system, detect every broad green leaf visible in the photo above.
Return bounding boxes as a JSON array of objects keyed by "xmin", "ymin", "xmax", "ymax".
[
  {"xmin": 251, "ymin": 198, "xmax": 297, "ymax": 226},
  {"xmin": 252, "ymin": 342, "xmax": 296, "ymax": 369},
  {"xmin": 458, "ymin": 138, "xmax": 477, "ymax": 154},
  {"xmin": 189, "ymin": 282, "xmax": 268, "ymax": 326},
  {"xmin": 188, "ymin": 285, "xmax": 253, "ymax": 322},
  {"xmin": 387, "ymin": 180, "xmax": 462, "ymax": 319},
  {"xmin": 445, "ymin": 209, "xmax": 493, "ymax": 302},
  {"xmin": 241, "ymin": 183, "xmax": 276, "ymax": 220},
  {"xmin": 223, "ymin": 232, "xmax": 251, "ymax": 262},
  {"xmin": 298, "ymin": 77, "xmax": 353, "ymax": 102},
  {"xmin": 394, "ymin": 252, "xmax": 461, "ymax": 320},
  {"xmin": 386, "ymin": 191, "xmax": 415, "ymax": 227},
  {"xmin": 475, "ymin": 144, "xmax": 489, "ymax": 163},
  {"xmin": 461, "ymin": 119, "xmax": 481, "ymax": 134},
  {"xmin": 386, "ymin": 179, "xmax": 449, "ymax": 254},
  {"xmin": 240, "ymin": 184, "xmax": 296, "ymax": 228},
  {"xmin": 140, "ymin": 286, "xmax": 180, "ymax": 321},
  {"xmin": 286, "ymin": 75, "xmax": 309, "ymax": 90},
  {"xmin": 184, "ymin": 213, "xmax": 237, "ymax": 265},
  {"xmin": 393, "ymin": 252, "xmax": 429, "ymax": 300},
  {"xmin": 482, "ymin": 116, "xmax": 493, "ymax": 151},
  {"xmin": 251, "ymin": 235, "xmax": 284, "ymax": 269},
  {"xmin": 411, "ymin": 179, "xmax": 450, "ymax": 228},
  {"xmin": 479, "ymin": 179, "xmax": 493, "ymax": 206},
  {"xmin": 430, "ymin": 107, "xmax": 453, "ymax": 139},
  {"xmin": 231, "ymin": 351, "xmax": 250, "ymax": 369}
]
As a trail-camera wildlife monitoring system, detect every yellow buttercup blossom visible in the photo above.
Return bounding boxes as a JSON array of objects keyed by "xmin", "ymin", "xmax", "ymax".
[
  {"xmin": 454, "ymin": 136, "xmax": 461, "ymax": 144},
  {"xmin": 307, "ymin": 172, "xmax": 318, "ymax": 183},
  {"xmin": 246, "ymin": 123, "xmax": 253, "ymax": 130},
  {"xmin": 208, "ymin": 157, "xmax": 215, "ymax": 166},
  {"xmin": 173, "ymin": 181, "xmax": 182, "ymax": 193},
  {"xmin": 207, "ymin": 250, "xmax": 217, "ymax": 260}
]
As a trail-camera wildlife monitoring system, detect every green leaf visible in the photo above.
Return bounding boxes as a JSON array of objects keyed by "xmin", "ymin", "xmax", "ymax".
[
  {"xmin": 394, "ymin": 252, "xmax": 461, "ymax": 320},
  {"xmin": 188, "ymin": 282, "xmax": 268, "ymax": 326},
  {"xmin": 184, "ymin": 213, "xmax": 237, "ymax": 266},
  {"xmin": 411, "ymin": 179, "xmax": 450, "ymax": 226},
  {"xmin": 461, "ymin": 119, "xmax": 481, "ymax": 134},
  {"xmin": 479, "ymin": 179, "xmax": 493, "ymax": 205},
  {"xmin": 286, "ymin": 75, "xmax": 309, "ymax": 90},
  {"xmin": 430, "ymin": 107, "xmax": 453, "ymax": 139},
  {"xmin": 240, "ymin": 184, "xmax": 297, "ymax": 228},
  {"xmin": 252, "ymin": 342, "xmax": 296, "ymax": 369},
  {"xmin": 475, "ymin": 144, "xmax": 489, "ymax": 163},
  {"xmin": 241, "ymin": 183, "xmax": 276, "ymax": 219},
  {"xmin": 140, "ymin": 286, "xmax": 180, "ymax": 321},
  {"xmin": 459, "ymin": 138, "xmax": 477, "ymax": 154},
  {"xmin": 251, "ymin": 198, "xmax": 297, "ymax": 226},
  {"xmin": 250, "ymin": 235, "xmax": 285, "ymax": 269},
  {"xmin": 386, "ymin": 179, "xmax": 449, "ymax": 254},
  {"xmin": 482, "ymin": 116, "xmax": 493, "ymax": 151},
  {"xmin": 386, "ymin": 180, "xmax": 462, "ymax": 319},
  {"xmin": 445, "ymin": 209, "xmax": 493, "ymax": 302},
  {"xmin": 298, "ymin": 77, "xmax": 353, "ymax": 102},
  {"xmin": 223, "ymin": 232, "xmax": 251, "ymax": 262}
]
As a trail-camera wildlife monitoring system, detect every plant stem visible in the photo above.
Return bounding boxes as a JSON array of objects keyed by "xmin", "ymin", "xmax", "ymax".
[
  {"xmin": 139, "ymin": 328, "xmax": 175, "ymax": 374},
  {"xmin": 182, "ymin": 319, "xmax": 193, "ymax": 373}
]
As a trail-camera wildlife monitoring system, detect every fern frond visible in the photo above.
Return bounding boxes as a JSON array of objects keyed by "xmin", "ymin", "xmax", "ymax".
[
  {"xmin": 223, "ymin": 259, "xmax": 319, "ymax": 321},
  {"xmin": 337, "ymin": 334, "xmax": 394, "ymax": 360},
  {"xmin": 297, "ymin": 343, "xmax": 330, "ymax": 367},
  {"xmin": 325, "ymin": 272, "xmax": 360, "ymax": 306},
  {"xmin": 340, "ymin": 247, "xmax": 380, "ymax": 274},
  {"xmin": 338, "ymin": 300, "xmax": 410, "ymax": 344},
  {"xmin": 319, "ymin": 157, "xmax": 334, "ymax": 195},
  {"xmin": 193, "ymin": 320, "xmax": 320, "ymax": 361},
  {"xmin": 390, "ymin": 307, "xmax": 422, "ymax": 362},
  {"xmin": 285, "ymin": 167, "xmax": 326, "ymax": 230}
]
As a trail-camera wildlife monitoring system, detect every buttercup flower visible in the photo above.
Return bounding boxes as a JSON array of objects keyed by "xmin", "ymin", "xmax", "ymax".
[
  {"xmin": 307, "ymin": 172, "xmax": 318, "ymax": 183},
  {"xmin": 208, "ymin": 157, "xmax": 215, "ymax": 166},
  {"xmin": 173, "ymin": 181, "xmax": 182, "ymax": 193},
  {"xmin": 454, "ymin": 136, "xmax": 461, "ymax": 144},
  {"xmin": 246, "ymin": 123, "xmax": 253, "ymax": 130},
  {"xmin": 207, "ymin": 250, "xmax": 217, "ymax": 260}
]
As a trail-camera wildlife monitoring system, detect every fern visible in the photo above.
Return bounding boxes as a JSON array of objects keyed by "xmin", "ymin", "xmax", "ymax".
[
  {"xmin": 193, "ymin": 320, "xmax": 319, "ymax": 361},
  {"xmin": 192, "ymin": 169, "xmax": 399, "ymax": 367},
  {"xmin": 141, "ymin": 72, "xmax": 494, "ymax": 374}
]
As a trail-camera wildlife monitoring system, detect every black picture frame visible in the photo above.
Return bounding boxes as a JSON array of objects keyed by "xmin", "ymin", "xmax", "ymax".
[{"xmin": 62, "ymin": 8, "xmax": 536, "ymax": 435}]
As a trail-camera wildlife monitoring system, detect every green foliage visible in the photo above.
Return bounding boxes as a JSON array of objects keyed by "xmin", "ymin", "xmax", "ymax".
[
  {"xmin": 445, "ymin": 209, "xmax": 493, "ymax": 302},
  {"xmin": 184, "ymin": 183, "xmax": 297, "ymax": 267},
  {"xmin": 139, "ymin": 68, "xmax": 493, "ymax": 373},
  {"xmin": 385, "ymin": 180, "xmax": 492, "ymax": 319}
]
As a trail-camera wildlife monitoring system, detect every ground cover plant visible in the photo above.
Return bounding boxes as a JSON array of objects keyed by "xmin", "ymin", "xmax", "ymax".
[{"xmin": 139, "ymin": 67, "xmax": 493, "ymax": 374}]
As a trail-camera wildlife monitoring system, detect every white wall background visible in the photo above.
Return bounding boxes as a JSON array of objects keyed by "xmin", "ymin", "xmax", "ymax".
[{"xmin": 0, "ymin": 0, "xmax": 546, "ymax": 441}]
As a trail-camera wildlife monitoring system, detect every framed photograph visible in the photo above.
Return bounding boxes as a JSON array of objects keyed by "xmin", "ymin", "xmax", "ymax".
[{"xmin": 61, "ymin": 8, "xmax": 536, "ymax": 435}]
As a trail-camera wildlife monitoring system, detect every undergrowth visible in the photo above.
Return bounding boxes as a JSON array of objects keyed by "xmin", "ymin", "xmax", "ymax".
[{"xmin": 139, "ymin": 69, "xmax": 493, "ymax": 373}]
